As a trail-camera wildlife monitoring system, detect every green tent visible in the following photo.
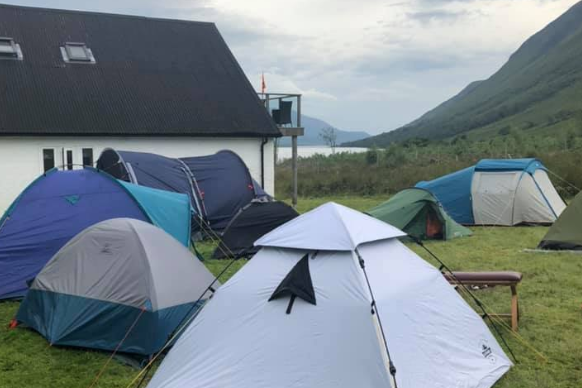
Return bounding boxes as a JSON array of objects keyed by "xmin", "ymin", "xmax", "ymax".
[
  {"xmin": 367, "ymin": 188, "xmax": 472, "ymax": 241},
  {"xmin": 538, "ymin": 191, "xmax": 582, "ymax": 250}
]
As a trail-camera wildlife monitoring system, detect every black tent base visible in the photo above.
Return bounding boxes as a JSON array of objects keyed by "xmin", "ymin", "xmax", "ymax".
[{"xmin": 212, "ymin": 200, "xmax": 299, "ymax": 260}]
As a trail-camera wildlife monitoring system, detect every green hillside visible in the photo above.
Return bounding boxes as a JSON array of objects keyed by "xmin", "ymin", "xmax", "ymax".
[{"xmin": 348, "ymin": 1, "xmax": 582, "ymax": 147}]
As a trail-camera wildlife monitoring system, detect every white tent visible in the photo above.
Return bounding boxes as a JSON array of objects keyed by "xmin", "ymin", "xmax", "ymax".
[{"xmin": 147, "ymin": 203, "xmax": 511, "ymax": 388}]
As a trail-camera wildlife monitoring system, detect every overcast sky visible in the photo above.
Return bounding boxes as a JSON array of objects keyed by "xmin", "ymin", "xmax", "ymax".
[{"xmin": 4, "ymin": 0, "xmax": 580, "ymax": 134}]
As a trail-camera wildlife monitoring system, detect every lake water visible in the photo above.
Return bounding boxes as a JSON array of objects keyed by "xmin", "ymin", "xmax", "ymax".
[{"xmin": 277, "ymin": 146, "xmax": 368, "ymax": 161}]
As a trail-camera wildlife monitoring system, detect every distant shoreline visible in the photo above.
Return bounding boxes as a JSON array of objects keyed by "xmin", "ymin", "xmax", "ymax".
[{"xmin": 277, "ymin": 146, "xmax": 368, "ymax": 161}]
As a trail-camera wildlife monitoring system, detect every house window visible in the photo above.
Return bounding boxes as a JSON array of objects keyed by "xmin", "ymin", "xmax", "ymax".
[
  {"xmin": 0, "ymin": 37, "xmax": 23, "ymax": 60},
  {"xmin": 82, "ymin": 148, "xmax": 94, "ymax": 167},
  {"xmin": 42, "ymin": 149, "xmax": 55, "ymax": 172},
  {"xmin": 61, "ymin": 42, "xmax": 95, "ymax": 63},
  {"xmin": 64, "ymin": 149, "xmax": 74, "ymax": 170}
]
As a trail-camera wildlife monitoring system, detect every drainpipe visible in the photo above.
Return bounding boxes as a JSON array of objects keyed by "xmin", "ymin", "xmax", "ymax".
[{"xmin": 260, "ymin": 137, "xmax": 268, "ymax": 188}]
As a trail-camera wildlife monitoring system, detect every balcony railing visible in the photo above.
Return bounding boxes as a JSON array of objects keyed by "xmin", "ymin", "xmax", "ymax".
[{"xmin": 258, "ymin": 92, "xmax": 304, "ymax": 206}]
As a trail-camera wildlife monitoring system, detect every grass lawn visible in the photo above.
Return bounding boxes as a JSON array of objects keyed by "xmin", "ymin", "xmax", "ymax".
[{"xmin": 1, "ymin": 196, "xmax": 582, "ymax": 387}]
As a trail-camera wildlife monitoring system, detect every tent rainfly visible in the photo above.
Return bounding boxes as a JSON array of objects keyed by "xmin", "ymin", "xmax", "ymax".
[
  {"xmin": 538, "ymin": 191, "xmax": 582, "ymax": 250},
  {"xmin": 416, "ymin": 158, "xmax": 566, "ymax": 226},
  {"xmin": 96, "ymin": 149, "xmax": 268, "ymax": 233},
  {"xmin": 212, "ymin": 199, "xmax": 299, "ymax": 259},
  {"xmin": 16, "ymin": 218, "xmax": 217, "ymax": 356},
  {"xmin": 367, "ymin": 188, "xmax": 472, "ymax": 240},
  {"xmin": 146, "ymin": 203, "xmax": 512, "ymax": 388},
  {"xmin": 0, "ymin": 168, "xmax": 191, "ymax": 300}
]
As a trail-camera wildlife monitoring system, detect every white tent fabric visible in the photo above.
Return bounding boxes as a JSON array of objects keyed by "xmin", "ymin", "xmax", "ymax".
[
  {"xmin": 471, "ymin": 170, "xmax": 564, "ymax": 225},
  {"xmin": 471, "ymin": 172, "xmax": 519, "ymax": 225},
  {"xmin": 533, "ymin": 170, "xmax": 566, "ymax": 216},
  {"xmin": 33, "ymin": 218, "xmax": 217, "ymax": 311},
  {"xmin": 512, "ymin": 173, "xmax": 555, "ymax": 225},
  {"xmin": 361, "ymin": 239, "xmax": 511, "ymax": 387},
  {"xmin": 147, "ymin": 203, "xmax": 511, "ymax": 388},
  {"xmin": 255, "ymin": 202, "xmax": 405, "ymax": 251}
]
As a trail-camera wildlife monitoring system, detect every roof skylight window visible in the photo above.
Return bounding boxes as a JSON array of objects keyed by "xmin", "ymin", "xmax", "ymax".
[
  {"xmin": 61, "ymin": 42, "xmax": 95, "ymax": 64},
  {"xmin": 0, "ymin": 37, "xmax": 23, "ymax": 60}
]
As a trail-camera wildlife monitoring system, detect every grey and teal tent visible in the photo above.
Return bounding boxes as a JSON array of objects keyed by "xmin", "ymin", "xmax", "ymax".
[
  {"xmin": 538, "ymin": 191, "xmax": 582, "ymax": 250},
  {"xmin": 16, "ymin": 218, "xmax": 217, "ymax": 356},
  {"xmin": 367, "ymin": 188, "xmax": 472, "ymax": 240},
  {"xmin": 0, "ymin": 168, "xmax": 191, "ymax": 300}
]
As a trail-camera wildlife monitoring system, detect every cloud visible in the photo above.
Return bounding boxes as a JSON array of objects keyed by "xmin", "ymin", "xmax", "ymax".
[{"xmin": 406, "ymin": 9, "xmax": 469, "ymax": 22}]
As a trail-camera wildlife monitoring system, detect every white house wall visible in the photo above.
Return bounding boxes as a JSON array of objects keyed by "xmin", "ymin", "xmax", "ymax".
[{"xmin": 0, "ymin": 136, "xmax": 275, "ymax": 213}]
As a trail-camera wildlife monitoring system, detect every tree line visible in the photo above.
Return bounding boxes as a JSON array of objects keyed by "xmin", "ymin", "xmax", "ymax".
[{"xmin": 276, "ymin": 129, "xmax": 582, "ymax": 198}]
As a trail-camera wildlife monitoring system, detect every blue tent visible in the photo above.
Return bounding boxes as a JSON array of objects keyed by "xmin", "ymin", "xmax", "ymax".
[
  {"xmin": 16, "ymin": 218, "xmax": 216, "ymax": 356},
  {"xmin": 416, "ymin": 159, "xmax": 566, "ymax": 226},
  {"xmin": 97, "ymin": 149, "xmax": 267, "ymax": 233},
  {"xmin": 0, "ymin": 168, "xmax": 191, "ymax": 300}
]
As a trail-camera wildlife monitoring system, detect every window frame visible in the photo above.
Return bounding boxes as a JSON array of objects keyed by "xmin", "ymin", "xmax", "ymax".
[
  {"xmin": 41, "ymin": 148, "xmax": 56, "ymax": 173},
  {"xmin": 82, "ymin": 148, "xmax": 94, "ymax": 167},
  {"xmin": 0, "ymin": 37, "xmax": 23, "ymax": 60},
  {"xmin": 63, "ymin": 148, "xmax": 74, "ymax": 171},
  {"xmin": 61, "ymin": 42, "xmax": 96, "ymax": 64}
]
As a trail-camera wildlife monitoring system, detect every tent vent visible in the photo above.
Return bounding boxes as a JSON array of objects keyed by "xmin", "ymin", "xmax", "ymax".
[
  {"xmin": 64, "ymin": 195, "xmax": 80, "ymax": 205},
  {"xmin": 269, "ymin": 254, "xmax": 316, "ymax": 314}
]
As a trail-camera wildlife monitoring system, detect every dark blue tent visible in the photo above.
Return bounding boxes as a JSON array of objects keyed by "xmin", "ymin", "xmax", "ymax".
[
  {"xmin": 97, "ymin": 149, "xmax": 267, "ymax": 233},
  {"xmin": 0, "ymin": 168, "xmax": 191, "ymax": 300}
]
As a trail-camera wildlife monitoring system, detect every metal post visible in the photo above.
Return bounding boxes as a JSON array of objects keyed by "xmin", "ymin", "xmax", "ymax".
[
  {"xmin": 293, "ymin": 95, "xmax": 301, "ymax": 207},
  {"xmin": 292, "ymin": 135, "xmax": 298, "ymax": 207},
  {"xmin": 265, "ymin": 93, "xmax": 270, "ymax": 112},
  {"xmin": 297, "ymin": 95, "xmax": 302, "ymax": 127}
]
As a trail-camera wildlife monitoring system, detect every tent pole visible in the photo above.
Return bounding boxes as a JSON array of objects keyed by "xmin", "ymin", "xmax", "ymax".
[{"xmin": 355, "ymin": 249, "xmax": 398, "ymax": 388}]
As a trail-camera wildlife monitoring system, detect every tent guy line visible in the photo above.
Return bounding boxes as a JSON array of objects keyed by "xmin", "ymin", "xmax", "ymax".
[
  {"xmin": 412, "ymin": 237, "xmax": 518, "ymax": 363},
  {"xmin": 415, "ymin": 238, "xmax": 550, "ymax": 364},
  {"xmin": 125, "ymin": 216, "xmax": 244, "ymax": 388}
]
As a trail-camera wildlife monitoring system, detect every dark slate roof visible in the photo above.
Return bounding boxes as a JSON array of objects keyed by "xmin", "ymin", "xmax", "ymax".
[{"xmin": 0, "ymin": 4, "xmax": 280, "ymax": 137}]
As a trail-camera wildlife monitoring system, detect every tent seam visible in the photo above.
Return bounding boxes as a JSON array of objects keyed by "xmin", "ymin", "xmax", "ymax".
[{"xmin": 127, "ymin": 221, "xmax": 157, "ymax": 311}]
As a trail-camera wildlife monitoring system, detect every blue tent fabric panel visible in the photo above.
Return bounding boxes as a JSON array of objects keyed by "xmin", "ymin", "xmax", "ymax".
[
  {"xmin": 17, "ymin": 289, "xmax": 203, "ymax": 355},
  {"xmin": 120, "ymin": 181, "xmax": 191, "ymax": 246},
  {"xmin": 116, "ymin": 151, "xmax": 197, "ymax": 210},
  {"xmin": 416, "ymin": 166, "xmax": 475, "ymax": 224},
  {"xmin": 475, "ymin": 158, "xmax": 543, "ymax": 174},
  {"xmin": 0, "ymin": 170, "xmax": 148, "ymax": 299},
  {"xmin": 252, "ymin": 178, "xmax": 271, "ymax": 199},
  {"xmin": 0, "ymin": 168, "xmax": 58, "ymax": 221},
  {"xmin": 180, "ymin": 151, "xmax": 256, "ymax": 231}
]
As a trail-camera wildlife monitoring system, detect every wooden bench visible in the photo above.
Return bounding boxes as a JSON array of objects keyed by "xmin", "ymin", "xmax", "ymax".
[{"xmin": 444, "ymin": 271, "xmax": 523, "ymax": 331}]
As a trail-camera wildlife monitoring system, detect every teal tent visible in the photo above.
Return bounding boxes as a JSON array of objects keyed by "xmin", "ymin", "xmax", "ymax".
[{"xmin": 16, "ymin": 218, "xmax": 217, "ymax": 356}]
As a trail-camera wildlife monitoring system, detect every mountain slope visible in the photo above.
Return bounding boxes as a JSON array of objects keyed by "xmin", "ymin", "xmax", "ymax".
[
  {"xmin": 348, "ymin": 1, "xmax": 582, "ymax": 147},
  {"xmin": 278, "ymin": 112, "xmax": 370, "ymax": 146}
]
